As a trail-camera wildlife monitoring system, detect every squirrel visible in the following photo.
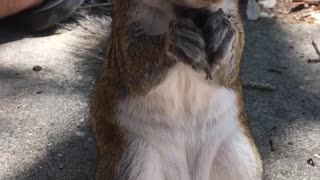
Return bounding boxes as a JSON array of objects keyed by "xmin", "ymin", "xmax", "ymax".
[{"xmin": 90, "ymin": 0, "xmax": 263, "ymax": 179}]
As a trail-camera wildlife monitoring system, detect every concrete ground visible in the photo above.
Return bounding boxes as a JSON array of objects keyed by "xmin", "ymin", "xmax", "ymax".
[{"xmin": 0, "ymin": 15, "xmax": 320, "ymax": 179}]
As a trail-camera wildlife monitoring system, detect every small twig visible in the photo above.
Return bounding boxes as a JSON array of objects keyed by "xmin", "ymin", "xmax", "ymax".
[
  {"xmin": 292, "ymin": 0, "xmax": 320, "ymax": 3},
  {"xmin": 244, "ymin": 82, "xmax": 275, "ymax": 92},
  {"xmin": 307, "ymin": 59, "xmax": 320, "ymax": 63},
  {"xmin": 312, "ymin": 40, "xmax": 320, "ymax": 58},
  {"xmin": 314, "ymin": 154, "xmax": 320, "ymax": 159},
  {"xmin": 307, "ymin": 41, "xmax": 320, "ymax": 63},
  {"xmin": 79, "ymin": 3, "xmax": 113, "ymax": 9}
]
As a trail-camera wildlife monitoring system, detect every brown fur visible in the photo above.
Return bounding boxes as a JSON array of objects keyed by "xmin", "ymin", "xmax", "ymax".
[
  {"xmin": 90, "ymin": 0, "xmax": 263, "ymax": 179},
  {"xmin": 91, "ymin": 1, "xmax": 173, "ymax": 179}
]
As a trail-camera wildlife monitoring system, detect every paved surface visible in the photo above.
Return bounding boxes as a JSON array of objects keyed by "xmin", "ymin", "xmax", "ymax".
[
  {"xmin": 0, "ymin": 16, "xmax": 320, "ymax": 179},
  {"xmin": 243, "ymin": 19, "xmax": 320, "ymax": 180}
]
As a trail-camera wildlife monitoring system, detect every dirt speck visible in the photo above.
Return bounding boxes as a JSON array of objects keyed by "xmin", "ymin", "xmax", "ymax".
[
  {"xmin": 32, "ymin": 65, "xmax": 43, "ymax": 71},
  {"xmin": 307, "ymin": 158, "xmax": 315, "ymax": 167},
  {"xmin": 36, "ymin": 91, "xmax": 43, "ymax": 94}
]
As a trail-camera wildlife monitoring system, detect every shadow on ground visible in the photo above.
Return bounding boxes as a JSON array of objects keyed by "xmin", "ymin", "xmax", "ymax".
[
  {"xmin": 242, "ymin": 19, "xmax": 320, "ymax": 179},
  {"xmin": 0, "ymin": 16, "xmax": 109, "ymax": 180}
]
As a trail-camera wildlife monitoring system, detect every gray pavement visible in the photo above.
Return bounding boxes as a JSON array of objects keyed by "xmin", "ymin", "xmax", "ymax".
[{"xmin": 0, "ymin": 16, "xmax": 320, "ymax": 179}]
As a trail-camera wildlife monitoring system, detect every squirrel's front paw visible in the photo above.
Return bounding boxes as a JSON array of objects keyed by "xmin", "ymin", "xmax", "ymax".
[
  {"xmin": 166, "ymin": 18, "xmax": 210, "ymax": 74},
  {"xmin": 203, "ymin": 9, "xmax": 235, "ymax": 65}
]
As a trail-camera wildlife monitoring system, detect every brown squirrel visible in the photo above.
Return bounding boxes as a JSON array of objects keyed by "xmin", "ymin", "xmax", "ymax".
[{"xmin": 90, "ymin": 0, "xmax": 263, "ymax": 179}]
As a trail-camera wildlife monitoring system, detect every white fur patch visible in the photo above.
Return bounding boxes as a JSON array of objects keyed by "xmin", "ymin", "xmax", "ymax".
[
  {"xmin": 211, "ymin": 132, "xmax": 262, "ymax": 180},
  {"xmin": 116, "ymin": 64, "xmax": 260, "ymax": 179}
]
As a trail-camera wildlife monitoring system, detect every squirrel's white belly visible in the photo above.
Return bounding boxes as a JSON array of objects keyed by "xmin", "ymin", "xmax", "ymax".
[
  {"xmin": 118, "ymin": 63, "xmax": 239, "ymax": 131},
  {"xmin": 117, "ymin": 63, "xmax": 241, "ymax": 180}
]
